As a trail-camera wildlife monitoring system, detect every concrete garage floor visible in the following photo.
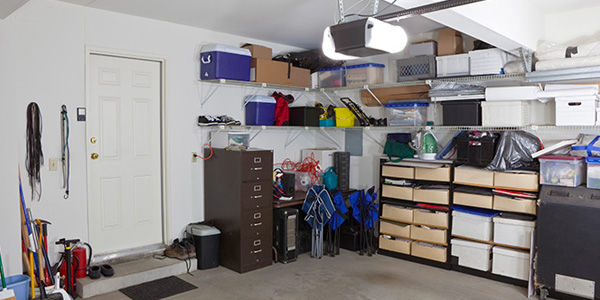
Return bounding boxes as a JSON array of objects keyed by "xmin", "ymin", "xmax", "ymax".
[{"xmin": 88, "ymin": 250, "xmax": 537, "ymax": 300}]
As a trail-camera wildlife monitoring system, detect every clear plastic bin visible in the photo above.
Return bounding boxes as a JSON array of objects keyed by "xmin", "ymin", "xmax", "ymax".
[
  {"xmin": 539, "ymin": 155, "xmax": 585, "ymax": 187},
  {"xmin": 345, "ymin": 63, "xmax": 384, "ymax": 87},
  {"xmin": 586, "ymin": 156, "xmax": 600, "ymax": 189},
  {"xmin": 385, "ymin": 102, "xmax": 428, "ymax": 126},
  {"xmin": 318, "ymin": 67, "xmax": 345, "ymax": 88},
  {"xmin": 436, "ymin": 54, "xmax": 469, "ymax": 77}
]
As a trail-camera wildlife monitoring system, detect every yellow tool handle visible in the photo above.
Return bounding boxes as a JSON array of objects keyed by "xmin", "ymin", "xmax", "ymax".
[{"xmin": 29, "ymin": 252, "xmax": 35, "ymax": 299}]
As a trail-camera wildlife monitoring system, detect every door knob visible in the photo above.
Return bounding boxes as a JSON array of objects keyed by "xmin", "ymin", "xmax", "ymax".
[
  {"xmin": 90, "ymin": 137, "xmax": 97, "ymax": 144},
  {"xmin": 91, "ymin": 153, "xmax": 99, "ymax": 160}
]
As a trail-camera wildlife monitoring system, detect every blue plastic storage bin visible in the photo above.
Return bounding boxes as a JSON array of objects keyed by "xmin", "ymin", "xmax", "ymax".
[
  {"xmin": 385, "ymin": 102, "xmax": 429, "ymax": 126},
  {"xmin": 6, "ymin": 274, "xmax": 31, "ymax": 300},
  {"xmin": 245, "ymin": 95, "xmax": 276, "ymax": 125},
  {"xmin": 200, "ymin": 44, "xmax": 251, "ymax": 81}
]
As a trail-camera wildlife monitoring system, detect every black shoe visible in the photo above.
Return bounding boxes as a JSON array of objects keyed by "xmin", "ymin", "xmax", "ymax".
[
  {"xmin": 101, "ymin": 264, "xmax": 114, "ymax": 277},
  {"xmin": 164, "ymin": 238, "xmax": 187, "ymax": 260},
  {"xmin": 198, "ymin": 115, "xmax": 220, "ymax": 126},
  {"xmin": 217, "ymin": 115, "xmax": 241, "ymax": 126},
  {"xmin": 89, "ymin": 265, "xmax": 101, "ymax": 279},
  {"xmin": 180, "ymin": 238, "xmax": 196, "ymax": 258}
]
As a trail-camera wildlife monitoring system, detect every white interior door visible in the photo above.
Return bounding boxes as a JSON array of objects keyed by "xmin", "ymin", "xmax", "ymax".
[{"xmin": 87, "ymin": 53, "xmax": 163, "ymax": 254}]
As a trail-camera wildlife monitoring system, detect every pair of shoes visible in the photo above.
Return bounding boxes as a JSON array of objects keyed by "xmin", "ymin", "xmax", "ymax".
[
  {"xmin": 197, "ymin": 115, "xmax": 241, "ymax": 126},
  {"xmin": 164, "ymin": 238, "xmax": 195, "ymax": 260},
  {"xmin": 88, "ymin": 264, "xmax": 114, "ymax": 279}
]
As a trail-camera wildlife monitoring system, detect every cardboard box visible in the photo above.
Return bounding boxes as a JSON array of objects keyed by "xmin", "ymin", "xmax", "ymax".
[
  {"xmin": 411, "ymin": 225, "xmax": 447, "ymax": 244},
  {"xmin": 438, "ymin": 28, "xmax": 463, "ymax": 56},
  {"xmin": 494, "ymin": 171, "xmax": 539, "ymax": 192},
  {"xmin": 251, "ymin": 58, "xmax": 291, "ymax": 85},
  {"xmin": 415, "ymin": 166, "xmax": 451, "ymax": 182},
  {"xmin": 382, "ymin": 203, "xmax": 413, "ymax": 223},
  {"xmin": 454, "ymin": 166, "xmax": 494, "ymax": 187},
  {"xmin": 382, "ymin": 185, "xmax": 413, "ymax": 201},
  {"xmin": 242, "ymin": 43, "xmax": 272, "ymax": 59},
  {"xmin": 360, "ymin": 85, "xmax": 429, "ymax": 107},
  {"xmin": 411, "ymin": 242, "xmax": 447, "ymax": 262},
  {"xmin": 493, "ymin": 195, "xmax": 537, "ymax": 215},
  {"xmin": 291, "ymin": 67, "xmax": 311, "ymax": 88},
  {"xmin": 413, "ymin": 209, "xmax": 448, "ymax": 228},
  {"xmin": 380, "ymin": 220, "xmax": 411, "ymax": 238},
  {"xmin": 453, "ymin": 192, "xmax": 493, "ymax": 209},
  {"xmin": 413, "ymin": 187, "xmax": 449, "ymax": 205},
  {"xmin": 379, "ymin": 235, "xmax": 411, "ymax": 254},
  {"xmin": 382, "ymin": 165, "xmax": 415, "ymax": 179}
]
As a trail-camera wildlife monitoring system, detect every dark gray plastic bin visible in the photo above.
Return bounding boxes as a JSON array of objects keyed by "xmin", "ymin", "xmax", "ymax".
[{"xmin": 186, "ymin": 224, "xmax": 221, "ymax": 270}]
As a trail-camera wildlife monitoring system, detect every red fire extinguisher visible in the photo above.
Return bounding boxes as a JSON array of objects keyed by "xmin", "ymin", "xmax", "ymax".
[{"xmin": 59, "ymin": 242, "xmax": 92, "ymax": 287}]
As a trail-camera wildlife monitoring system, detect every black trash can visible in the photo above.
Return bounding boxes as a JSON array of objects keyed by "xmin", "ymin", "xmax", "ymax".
[{"xmin": 186, "ymin": 224, "xmax": 220, "ymax": 270}]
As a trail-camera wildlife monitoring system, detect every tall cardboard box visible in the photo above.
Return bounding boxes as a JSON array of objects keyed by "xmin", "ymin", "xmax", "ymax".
[
  {"xmin": 242, "ymin": 43, "xmax": 272, "ymax": 59},
  {"xmin": 251, "ymin": 58, "xmax": 291, "ymax": 85},
  {"xmin": 291, "ymin": 67, "xmax": 311, "ymax": 88},
  {"xmin": 438, "ymin": 28, "xmax": 463, "ymax": 56}
]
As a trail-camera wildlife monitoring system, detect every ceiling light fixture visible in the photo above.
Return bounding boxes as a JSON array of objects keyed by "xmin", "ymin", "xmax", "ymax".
[{"xmin": 322, "ymin": 0, "xmax": 486, "ymax": 60}]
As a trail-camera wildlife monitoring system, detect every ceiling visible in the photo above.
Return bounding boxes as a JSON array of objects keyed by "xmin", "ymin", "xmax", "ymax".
[{"xmin": 51, "ymin": 0, "xmax": 600, "ymax": 50}]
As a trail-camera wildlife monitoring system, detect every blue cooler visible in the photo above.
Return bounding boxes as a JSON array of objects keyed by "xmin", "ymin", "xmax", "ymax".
[
  {"xmin": 200, "ymin": 44, "xmax": 251, "ymax": 81},
  {"xmin": 245, "ymin": 95, "xmax": 276, "ymax": 125}
]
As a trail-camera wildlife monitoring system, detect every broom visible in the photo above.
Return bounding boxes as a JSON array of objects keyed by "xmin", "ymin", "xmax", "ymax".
[{"xmin": 0, "ymin": 247, "xmax": 16, "ymax": 300}]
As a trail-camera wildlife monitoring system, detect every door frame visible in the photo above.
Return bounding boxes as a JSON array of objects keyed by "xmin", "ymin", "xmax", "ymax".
[{"xmin": 84, "ymin": 46, "xmax": 169, "ymax": 256}]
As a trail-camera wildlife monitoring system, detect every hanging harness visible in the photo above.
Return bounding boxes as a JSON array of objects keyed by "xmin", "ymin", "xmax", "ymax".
[
  {"xmin": 26, "ymin": 102, "xmax": 44, "ymax": 201},
  {"xmin": 61, "ymin": 105, "xmax": 70, "ymax": 199}
]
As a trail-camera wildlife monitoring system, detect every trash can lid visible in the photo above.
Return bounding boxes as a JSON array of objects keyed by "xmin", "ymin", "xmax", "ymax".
[{"xmin": 186, "ymin": 224, "xmax": 220, "ymax": 236}]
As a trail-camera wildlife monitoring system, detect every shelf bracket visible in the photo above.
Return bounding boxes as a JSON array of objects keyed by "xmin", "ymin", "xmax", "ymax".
[
  {"xmin": 365, "ymin": 87, "xmax": 384, "ymax": 106},
  {"xmin": 519, "ymin": 47, "xmax": 533, "ymax": 73},
  {"xmin": 285, "ymin": 128, "xmax": 304, "ymax": 148},
  {"xmin": 364, "ymin": 127, "xmax": 385, "ymax": 148},
  {"xmin": 249, "ymin": 127, "xmax": 265, "ymax": 142},
  {"xmin": 319, "ymin": 128, "xmax": 343, "ymax": 149},
  {"xmin": 204, "ymin": 126, "xmax": 225, "ymax": 145},
  {"xmin": 201, "ymin": 81, "xmax": 223, "ymax": 108},
  {"xmin": 320, "ymin": 90, "xmax": 338, "ymax": 106},
  {"xmin": 338, "ymin": 0, "xmax": 345, "ymax": 23}
]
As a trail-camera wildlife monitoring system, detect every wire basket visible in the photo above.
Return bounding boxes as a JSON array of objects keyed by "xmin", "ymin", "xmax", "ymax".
[{"xmin": 396, "ymin": 55, "xmax": 436, "ymax": 81}]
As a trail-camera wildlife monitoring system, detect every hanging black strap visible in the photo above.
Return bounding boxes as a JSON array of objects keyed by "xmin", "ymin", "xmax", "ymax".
[
  {"xmin": 61, "ymin": 105, "xmax": 70, "ymax": 199},
  {"xmin": 26, "ymin": 102, "xmax": 43, "ymax": 201}
]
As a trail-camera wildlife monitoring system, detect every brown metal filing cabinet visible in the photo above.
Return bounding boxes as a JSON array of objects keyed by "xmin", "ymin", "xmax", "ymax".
[{"xmin": 204, "ymin": 148, "xmax": 273, "ymax": 273}]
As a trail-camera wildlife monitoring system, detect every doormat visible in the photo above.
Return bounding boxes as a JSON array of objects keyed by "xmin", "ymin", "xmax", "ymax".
[{"xmin": 120, "ymin": 276, "xmax": 197, "ymax": 300}]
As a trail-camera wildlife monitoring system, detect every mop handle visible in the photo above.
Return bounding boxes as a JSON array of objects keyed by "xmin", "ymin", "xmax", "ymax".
[{"xmin": 0, "ymin": 246, "xmax": 6, "ymax": 289}]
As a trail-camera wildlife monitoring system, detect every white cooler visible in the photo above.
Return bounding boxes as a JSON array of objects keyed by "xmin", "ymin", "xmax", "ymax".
[
  {"xmin": 492, "ymin": 246, "xmax": 530, "ymax": 281},
  {"xmin": 451, "ymin": 206, "xmax": 499, "ymax": 241},
  {"xmin": 493, "ymin": 217, "xmax": 535, "ymax": 249},
  {"xmin": 451, "ymin": 238, "xmax": 493, "ymax": 271}
]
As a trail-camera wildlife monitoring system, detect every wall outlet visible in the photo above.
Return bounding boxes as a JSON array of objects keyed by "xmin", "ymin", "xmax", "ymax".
[
  {"xmin": 49, "ymin": 158, "xmax": 59, "ymax": 171},
  {"xmin": 192, "ymin": 152, "xmax": 197, "ymax": 163}
]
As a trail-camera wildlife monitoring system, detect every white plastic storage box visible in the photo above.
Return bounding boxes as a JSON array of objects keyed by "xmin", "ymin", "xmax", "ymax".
[
  {"xmin": 492, "ymin": 246, "xmax": 530, "ymax": 281},
  {"xmin": 451, "ymin": 206, "xmax": 499, "ymax": 241},
  {"xmin": 493, "ymin": 217, "xmax": 535, "ymax": 249},
  {"xmin": 555, "ymin": 95, "xmax": 598, "ymax": 126},
  {"xmin": 385, "ymin": 102, "xmax": 428, "ymax": 126},
  {"xmin": 481, "ymin": 100, "xmax": 555, "ymax": 126},
  {"xmin": 345, "ymin": 63, "xmax": 384, "ymax": 87},
  {"xmin": 539, "ymin": 155, "xmax": 585, "ymax": 187},
  {"xmin": 200, "ymin": 44, "xmax": 251, "ymax": 81},
  {"xmin": 436, "ymin": 54, "xmax": 469, "ymax": 77},
  {"xmin": 469, "ymin": 48, "xmax": 513, "ymax": 75},
  {"xmin": 245, "ymin": 95, "xmax": 276, "ymax": 126},
  {"xmin": 485, "ymin": 86, "xmax": 541, "ymax": 101},
  {"xmin": 318, "ymin": 67, "xmax": 345, "ymax": 88},
  {"xmin": 451, "ymin": 238, "xmax": 493, "ymax": 271},
  {"xmin": 409, "ymin": 41, "xmax": 437, "ymax": 57},
  {"xmin": 586, "ymin": 156, "xmax": 600, "ymax": 189}
]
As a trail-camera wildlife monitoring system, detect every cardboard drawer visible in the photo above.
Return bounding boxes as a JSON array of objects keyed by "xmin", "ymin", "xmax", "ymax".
[
  {"xmin": 453, "ymin": 192, "xmax": 493, "ymax": 209},
  {"xmin": 411, "ymin": 242, "xmax": 447, "ymax": 262},
  {"xmin": 454, "ymin": 166, "xmax": 494, "ymax": 187},
  {"xmin": 415, "ymin": 166, "xmax": 451, "ymax": 182},
  {"xmin": 382, "ymin": 165, "xmax": 414, "ymax": 179},
  {"xmin": 410, "ymin": 225, "xmax": 447, "ymax": 245},
  {"xmin": 413, "ymin": 187, "xmax": 449, "ymax": 205},
  {"xmin": 493, "ymin": 195, "xmax": 537, "ymax": 215},
  {"xmin": 382, "ymin": 185, "xmax": 413, "ymax": 201},
  {"xmin": 378, "ymin": 236, "xmax": 411, "ymax": 255},
  {"xmin": 380, "ymin": 220, "xmax": 411, "ymax": 238},
  {"xmin": 413, "ymin": 209, "xmax": 448, "ymax": 228},
  {"xmin": 494, "ymin": 172, "xmax": 539, "ymax": 192},
  {"xmin": 382, "ymin": 204, "xmax": 413, "ymax": 223}
]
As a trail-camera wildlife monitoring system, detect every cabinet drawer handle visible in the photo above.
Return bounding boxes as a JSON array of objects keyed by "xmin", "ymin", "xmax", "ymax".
[
  {"xmin": 251, "ymin": 167, "xmax": 263, "ymax": 171},
  {"xmin": 253, "ymin": 185, "xmax": 262, "ymax": 192},
  {"xmin": 254, "ymin": 212, "xmax": 261, "ymax": 219},
  {"xmin": 254, "ymin": 157, "xmax": 262, "ymax": 164},
  {"xmin": 253, "ymin": 239, "xmax": 261, "ymax": 246},
  {"xmin": 251, "ymin": 222, "xmax": 262, "ymax": 227},
  {"xmin": 251, "ymin": 249, "xmax": 262, "ymax": 254},
  {"xmin": 252, "ymin": 195, "xmax": 262, "ymax": 199}
]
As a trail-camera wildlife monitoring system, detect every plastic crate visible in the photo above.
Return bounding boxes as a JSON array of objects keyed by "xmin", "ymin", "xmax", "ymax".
[
  {"xmin": 318, "ymin": 67, "xmax": 345, "ymax": 87},
  {"xmin": 441, "ymin": 100, "xmax": 481, "ymax": 126},
  {"xmin": 539, "ymin": 155, "xmax": 585, "ymax": 187},
  {"xmin": 436, "ymin": 54, "xmax": 469, "ymax": 77},
  {"xmin": 345, "ymin": 63, "xmax": 384, "ymax": 87},
  {"xmin": 385, "ymin": 102, "xmax": 429, "ymax": 126},
  {"xmin": 481, "ymin": 100, "xmax": 555, "ymax": 127},
  {"xmin": 456, "ymin": 131, "xmax": 499, "ymax": 167},
  {"xmin": 396, "ymin": 55, "xmax": 436, "ymax": 81},
  {"xmin": 587, "ymin": 156, "xmax": 600, "ymax": 189}
]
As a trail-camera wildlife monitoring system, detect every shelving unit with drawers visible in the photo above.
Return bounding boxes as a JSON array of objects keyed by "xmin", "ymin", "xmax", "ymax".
[
  {"xmin": 450, "ymin": 165, "xmax": 538, "ymax": 286},
  {"xmin": 377, "ymin": 158, "xmax": 453, "ymax": 268}
]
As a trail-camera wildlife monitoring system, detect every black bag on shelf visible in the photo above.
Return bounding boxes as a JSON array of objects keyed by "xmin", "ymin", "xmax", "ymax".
[
  {"xmin": 486, "ymin": 131, "xmax": 542, "ymax": 171},
  {"xmin": 456, "ymin": 131, "xmax": 500, "ymax": 167}
]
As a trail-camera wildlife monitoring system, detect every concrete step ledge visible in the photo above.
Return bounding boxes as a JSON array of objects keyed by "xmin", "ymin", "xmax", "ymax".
[{"xmin": 77, "ymin": 257, "xmax": 197, "ymax": 298}]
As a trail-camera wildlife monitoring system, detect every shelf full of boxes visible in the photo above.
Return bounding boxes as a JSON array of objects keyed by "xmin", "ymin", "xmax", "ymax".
[{"xmin": 378, "ymin": 158, "xmax": 453, "ymax": 268}]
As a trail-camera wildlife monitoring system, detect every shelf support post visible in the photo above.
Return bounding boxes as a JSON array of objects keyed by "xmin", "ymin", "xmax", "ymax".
[
  {"xmin": 519, "ymin": 47, "xmax": 533, "ymax": 73},
  {"xmin": 365, "ymin": 87, "xmax": 384, "ymax": 107}
]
